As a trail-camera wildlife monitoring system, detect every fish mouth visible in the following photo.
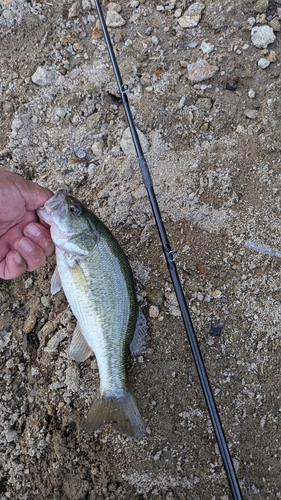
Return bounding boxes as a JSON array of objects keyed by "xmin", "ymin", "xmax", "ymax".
[{"xmin": 37, "ymin": 190, "xmax": 67, "ymax": 223}]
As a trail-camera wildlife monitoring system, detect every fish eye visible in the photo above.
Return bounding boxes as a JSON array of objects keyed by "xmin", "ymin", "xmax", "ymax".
[{"xmin": 69, "ymin": 204, "xmax": 82, "ymax": 216}]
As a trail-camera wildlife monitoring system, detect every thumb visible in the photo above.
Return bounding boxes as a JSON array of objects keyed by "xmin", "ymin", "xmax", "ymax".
[{"xmin": 15, "ymin": 176, "xmax": 54, "ymax": 211}]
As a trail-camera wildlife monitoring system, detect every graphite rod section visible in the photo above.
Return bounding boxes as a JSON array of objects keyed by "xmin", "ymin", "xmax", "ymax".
[{"xmin": 94, "ymin": 2, "xmax": 243, "ymax": 499}]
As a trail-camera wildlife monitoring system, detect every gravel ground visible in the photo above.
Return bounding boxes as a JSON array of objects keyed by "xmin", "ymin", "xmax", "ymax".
[{"xmin": 1, "ymin": 0, "xmax": 281, "ymax": 498}]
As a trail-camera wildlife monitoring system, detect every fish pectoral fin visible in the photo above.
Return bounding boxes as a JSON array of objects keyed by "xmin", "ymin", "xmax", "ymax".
[
  {"xmin": 69, "ymin": 323, "xmax": 92, "ymax": 362},
  {"xmin": 82, "ymin": 392, "xmax": 146, "ymax": 438},
  {"xmin": 130, "ymin": 306, "xmax": 147, "ymax": 356},
  {"xmin": 50, "ymin": 266, "xmax": 62, "ymax": 295}
]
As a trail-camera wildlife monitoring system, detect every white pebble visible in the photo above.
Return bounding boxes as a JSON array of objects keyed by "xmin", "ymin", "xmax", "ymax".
[
  {"xmin": 6, "ymin": 430, "xmax": 17, "ymax": 443},
  {"xmin": 258, "ymin": 57, "xmax": 270, "ymax": 69},
  {"xmin": 149, "ymin": 305, "xmax": 159, "ymax": 318},
  {"xmin": 178, "ymin": 2, "xmax": 205, "ymax": 28},
  {"xmin": 247, "ymin": 17, "xmax": 256, "ymax": 26},
  {"xmin": 31, "ymin": 66, "xmax": 55, "ymax": 86},
  {"xmin": 106, "ymin": 10, "xmax": 125, "ymax": 27},
  {"xmin": 200, "ymin": 41, "xmax": 214, "ymax": 54},
  {"xmin": 251, "ymin": 25, "xmax": 276, "ymax": 48},
  {"xmin": 248, "ymin": 88, "xmax": 256, "ymax": 98}
]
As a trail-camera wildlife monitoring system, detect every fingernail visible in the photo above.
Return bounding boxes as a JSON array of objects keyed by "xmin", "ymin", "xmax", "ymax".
[
  {"xmin": 18, "ymin": 237, "xmax": 33, "ymax": 253},
  {"xmin": 25, "ymin": 224, "xmax": 41, "ymax": 238},
  {"xmin": 14, "ymin": 252, "xmax": 23, "ymax": 265}
]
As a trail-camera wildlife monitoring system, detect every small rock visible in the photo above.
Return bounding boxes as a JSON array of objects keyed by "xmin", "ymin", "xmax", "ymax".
[
  {"xmin": 256, "ymin": 13, "xmax": 267, "ymax": 24},
  {"xmin": 41, "ymin": 296, "xmax": 52, "ymax": 308},
  {"xmin": 111, "ymin": 145, "xmax": 121, "ymax": 157},
  {"xmin": 258, "ymin": 57, "xmax": 270, "ymax": 69},
  {"xmin": 130, "ymin": 0, "xmax": 139, "ymax": 7},
  {"xmin": 149, "ymin": 305, "xmax": 159, "ymax": 318},
  {"xmin": 188, "ymin": 40, "xmax": 198, "ymax": 49},
  {"xmin": 196, "ymin": 97, "xmax": 212, "ymax": 111},
  {"xmin": 152, "ymin": 35, "xmax": 158, "ymax": 46},
  {"xmin": 91, "ymin": 140, "xmax": 104, "ymax": 157},
  {"xmin": 196, "ymin": 261, "xmax": 206, "ymax": 274},
  {"xmin": 23, "ymin": 314, "xmax": 37, "ymax": 334},
  {"xmin": 174, "ymin": 8, "xmax": 182, "ymax": 18},
  {"xmin": 226, "ymin": 79, "xmax": 239, "ymax": 91},
  {"xmin": 106, "ymin": 10, "xmax": 125, "ymax": 27},
  {"xmin": 31, "ymin": 66, "xmax": 56, "ymax": 86},
  {"xmin": 169, "ymin": 305, "xmax": 181, "ymax": 317},
  {"xmin": 92, "ymin": 27, "xmax": 103, "ymax": 38},
  {"xmin": 24, "ymin": 277, "xmax": 33, "ymax": 289},
  {"xmin": 267, "ymin": 50, "xmax": 276, "ymax": 63},
  {"xmin": 86, "ymin": 111, "xmax": 102, "ymax": 132},
  {"xmin": 6, "ymin": 429, "xmax": 17, "ymax": 443},
  {"xmin": 68, "ymin": 1, "xmax": 80, "ymax": 18},
  {"xmin": 200, "ymin": 41, "xmax": 214, "ymax": 54},
  {"xmin": 244, "ymin": 109, "xmax": 258, "ymax": 119},
  {"xmin": 251, "ymin": 26, "xmax": 276, "ymax": 48},
  {"xmin": 269, "ymin": 19, "xmax": 281, "ymax": 32},
  {"xmin": 210, "ymin": 290, "xmax": 222, "ymax": 299},
  {"xmin": 178, "ymin": 2, "xmax": 205, "ymax": 28},
  {"xmin": 209, "ymin": 319, "xmax": 225, "ymax": 337},
  {"xmin": 253, "ymin": 0, "xmax": 268, "ymax": 13},
  {"xmin": 82, "ymin": 0, "xmax": 92, "ymax": 11},
  {"xmin": 247, "ymin": 17, "xmax": 256, "ymax": 27},
  {"xmin": 120, "ymin": 127, "xmax": 150, "ymax": 155},
  {"xmin": 65, "ymin": 365, "xmax": 80, "ymax": 392},
  {"xmin": 187, "ymin": 59, "xmax": 219, "ymax": 83},
  {"xmin": 44, "ymin": 330, "xmax": 68, "ymax": 353},
  {"xmin": 236, "ymin": 124, "xmax": 244, "ymax": 133},
  {"xmin": 165, "ymin": 291, "xmax": 181, "ymax": 316},
  {"xmin": 0, "ymin": 330, "xmax": 12, "ymax": 352},
  {"xmin": 248, "ymin": 88, "xmax": 256, "ymax": 98}
]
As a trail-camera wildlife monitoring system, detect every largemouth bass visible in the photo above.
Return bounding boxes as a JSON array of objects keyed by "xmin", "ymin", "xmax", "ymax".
[{"xmin": 37, "ymin": 190, "xmax": 146, "ymax": 438}]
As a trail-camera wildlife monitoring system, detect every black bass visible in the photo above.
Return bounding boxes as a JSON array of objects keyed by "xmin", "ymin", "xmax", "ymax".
[{"xmin": 37, "ymin": 190, "xmax": 146, "ymax": 438}]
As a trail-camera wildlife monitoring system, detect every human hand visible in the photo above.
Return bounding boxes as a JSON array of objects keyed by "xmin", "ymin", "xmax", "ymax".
[{"xmin": 0, "ymin": 168, "xmax": 55, "ymax": 280}]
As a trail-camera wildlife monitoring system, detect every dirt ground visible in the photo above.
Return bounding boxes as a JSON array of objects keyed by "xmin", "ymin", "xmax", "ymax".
[{"xmin": 1, "ymin": 0, "xmax": 281, "ymax": 498}]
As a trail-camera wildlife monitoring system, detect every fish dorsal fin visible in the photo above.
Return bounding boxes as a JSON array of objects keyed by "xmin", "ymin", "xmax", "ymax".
[
  {"xmin": 69, "ymin": 322, "xmax": 92, "ymax": 362},
  {"xmin": 51, "ymin": 266, "xmax": 62, "ymax": 295},
  {"xmin": 130, "ymin": 306, "xmax": 147, "ymax": 356}
]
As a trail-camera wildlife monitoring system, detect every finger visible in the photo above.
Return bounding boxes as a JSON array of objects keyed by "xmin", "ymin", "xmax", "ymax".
[
  {"xmin": 18, "ymin": 179, "xmax": 54, "ymax": 212},
  {"xmin": 0, "ymin": 250, "xmax": 27, "ymax": 280},
  {"xmin": 15, "ymin": 237, "xmax": 47, "ymax": 272},
  {"xmin": 24, "ymin": 223, "xmax": 55, "ymax": 258}
]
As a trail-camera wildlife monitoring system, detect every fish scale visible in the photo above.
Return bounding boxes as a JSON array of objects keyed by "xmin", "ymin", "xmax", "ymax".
[{"xmin": 57, "ymin": 238, "xmax": 131, "ymax": 394}]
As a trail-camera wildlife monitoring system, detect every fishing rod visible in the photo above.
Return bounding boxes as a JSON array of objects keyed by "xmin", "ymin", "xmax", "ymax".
[{"xmin": 94, "ymin": 2, "xmax": 243, "ymax": 499}]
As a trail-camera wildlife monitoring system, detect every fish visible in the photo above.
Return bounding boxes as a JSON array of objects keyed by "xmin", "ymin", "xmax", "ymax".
[{"xmin": 37, "ymin": 190, "xmax": 147, "ymax": 438}]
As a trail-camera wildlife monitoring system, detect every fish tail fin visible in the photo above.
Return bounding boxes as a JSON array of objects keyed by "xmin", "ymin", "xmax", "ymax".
[{"xmin": 82, "ymin": 391, "xmax": 145, "ymax": 438}]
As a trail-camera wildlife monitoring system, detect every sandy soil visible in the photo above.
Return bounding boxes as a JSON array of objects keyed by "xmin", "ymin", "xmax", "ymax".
[{"xmin": 1, "ymin": 1, "xmax": 281, "ymax": 498}]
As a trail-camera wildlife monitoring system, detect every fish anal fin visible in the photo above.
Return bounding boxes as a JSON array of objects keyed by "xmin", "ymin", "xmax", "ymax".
[
  {"xmin": 69, "ymin": 323, "xmax": 92, "ymax": 362},
  {"xmin": 82, "ymin": 391, "xmax": 145, "ymax": 438},
  {"xmin": 51, "ymin": 266, "xmax": 62, "ymax": 295},
  {"xmin": 130, "ymin": 306, "xmax": 147, "ymax": 356}
]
